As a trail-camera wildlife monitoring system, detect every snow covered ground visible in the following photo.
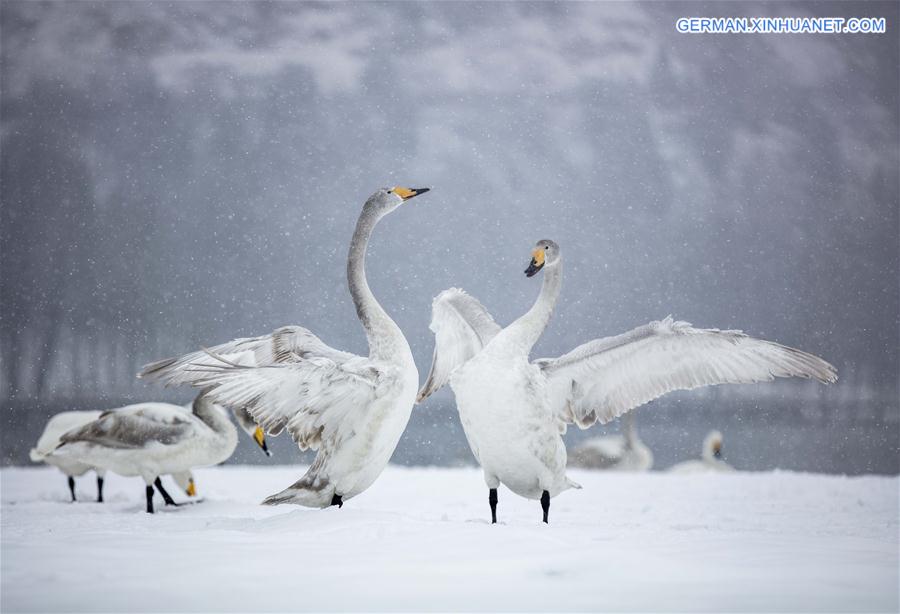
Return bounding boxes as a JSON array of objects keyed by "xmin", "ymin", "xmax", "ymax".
[{"xmin": 2, "ymin": 465, "xmax": 897, "ymax": 613}]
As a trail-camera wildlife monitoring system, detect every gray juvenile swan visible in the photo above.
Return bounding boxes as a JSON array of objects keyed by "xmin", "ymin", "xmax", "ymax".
[
  {"xmin": 567, "ymin": 411, "xmax": 653, "ymax": 472},
  {"xmin": 50, "ymin": 395, "xmax": 268, "ymax": 512},
  {"xmin": 417, "ymin": 239, "xmax": 836, "ymax": 524},
  {"xmin": 31, "ymin": 409, "xmax": 213, "ymax": 503},
  {"xmin": 668, "ymin": 430, "xmax": 735, "ymax": 473},
  {"xmin": 140, "ymin": 187, "xmax": 429, "ymax": 508}
]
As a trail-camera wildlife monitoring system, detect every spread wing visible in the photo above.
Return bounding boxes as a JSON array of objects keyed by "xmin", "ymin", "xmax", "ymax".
[
  {"xmin": 140, "ymin": 327, "xmax": 385, "ymax": 451},
  {"xmin": 536, "ymin": 316, "xmax": 837, "ymax": 429},
  {"xmin": 416, "ymin": 288, "xmax": 502, "ymax": 402},
  {"xmin": 59, "ymin": 404, "xmax": 196, "ymax": 450},
  {"xmin": 139, "ymin": 325, "xmax": 355, "ymax": 386}
]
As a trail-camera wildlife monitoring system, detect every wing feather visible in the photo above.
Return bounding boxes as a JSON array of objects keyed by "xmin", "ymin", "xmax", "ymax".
[
  {"xmin": 416, "ymin": 288, "xmax": 501, "ymax": 402},
  {"xmin": 140, "ymin": 326, "xmax": 382, "ymax": 451},
  {"xmin": 59, "ymin": 405, "xmax": 195, "ymax": 450},
  {"xmin": 537, "ymin": 316, "xmax": 837, "ymax": 429},
  {"xmin": 139, "ymin": 326, "xmax": 355, "ymax": 386},
  {"xmin": 186, "ymin": 353, "xmax": 383, "ymax": 450}
]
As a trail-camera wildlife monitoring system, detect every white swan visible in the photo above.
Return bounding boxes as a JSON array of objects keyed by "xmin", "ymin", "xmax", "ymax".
[
  {"xmin": 417, "ymin": 239, "xmax": 836, "ymax": 523},
  {"xmin": 567, "ymin": 412, "xmax": 653, "ymax": 471},
  {"xmin": 139, "ymin": 186, "xmax": 429, "ymax": 508},
  {"xmin": 668, "ymin": 430, "xmax": 735, "ymax": 473},
  {"xmin": 49, "ymin": 395, "xmax": 267, "ymax": 512},
  {"xmin": 31, "ymin": 410, "xmax": 199, "ymax": 502}
]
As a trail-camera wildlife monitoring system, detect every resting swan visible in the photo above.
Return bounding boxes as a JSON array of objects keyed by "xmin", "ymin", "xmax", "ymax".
[
  {"xmin": 140, "ymin": 187, "xmax": 429, "ymax": 508},
  {"xmin": 668, "ymin": 430, "xmax": 735, "ymax": 473},
  {"xmin": 31, "ymin": 410, "xmax": 198, "ymax": 502},
  {"xmin": 50, "ymin": 395, "xmax": 270, "ymax": 512},
  {"xmin": 417, "ymin": 239, "xmax": 836, "ymax": 523},
  {"xmin": 567, "ymin": 411, "xmax": 653, "ymax": 471}
]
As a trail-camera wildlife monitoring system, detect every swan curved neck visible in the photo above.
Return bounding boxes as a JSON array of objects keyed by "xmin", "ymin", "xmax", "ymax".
[
  {"xmin": 506, "ymin": 261, "xmax": 562, "ymax": 354},
  {"xmin": 623, "ymin": 412, "xmax": 638, "ymax": 449},
  {"xmin": 347, "ymin": 206, "xmax": 405, "ymax": 360},
  {"xmin": 192, "ymin": 395, "xmax": 232, "ymax": 436}
]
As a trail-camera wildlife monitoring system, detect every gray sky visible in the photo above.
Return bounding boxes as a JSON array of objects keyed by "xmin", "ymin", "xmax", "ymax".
[{"xmin": 2, "ymin": 1, "xmax": 897, "ymax": 472}]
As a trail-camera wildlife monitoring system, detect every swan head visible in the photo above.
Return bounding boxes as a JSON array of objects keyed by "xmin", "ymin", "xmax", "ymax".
[
  {"xmin": 525, "ymin": 239, "xmax": 560, "ymax": 277},
  {"xmin": 366, "ymin": 186, "xmax": 430, "ymax": 214},
  {"xmin": 232, "ymin": 406, "xmax": 272, "ymax": 457},
  {"xmin": 703, "ymin": 430, "xmax": 724, "ymax": 460},
  {"xmin": 172, "ymin": 472, "xmax": 197, "ymax": 497}
]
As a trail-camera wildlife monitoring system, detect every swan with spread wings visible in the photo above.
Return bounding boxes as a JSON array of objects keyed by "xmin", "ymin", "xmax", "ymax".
[
  {"xmin": 417, "ymin": 239, "xmax": 836, "ymax": 524},
  {"xmin": 140, "ymin": 187, "xmax": 429, "ymax": 508}
]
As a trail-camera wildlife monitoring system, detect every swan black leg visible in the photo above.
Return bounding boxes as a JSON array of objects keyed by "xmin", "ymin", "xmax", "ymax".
[
  {"xmin": 146, "ymin": 485, "xmax": 155, "ymax": 513},
  {"xmin": 96, "ymin": 476, "xmax": 104, "ymax": 503},
  {"xmin": 489, "ymin": 488, "xmax": 498, "ymax": 524},
  {"xmin": 541, "ymin": 490, "xmax": 550, "ymax": 524},
  {"xmin": 330, "ymin": 493, "xmax": 343, "ymax": 508},
  {"xmin": 68, "ymin": 476, "xmax": 76, "ymax": 502},
  {"xmin": 154, "ymin": 477, "xmax": 178, "ymax": 506}
]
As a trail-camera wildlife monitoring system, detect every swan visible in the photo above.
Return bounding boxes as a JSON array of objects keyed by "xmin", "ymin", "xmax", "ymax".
[
  {"xmin": 31, "ymin": 410, "xmax": 106, "ymax": 501},
  {"xmin": 668, "ymin": 430, "xmax": 735, "ymax": 473},
  {"xmin": 31, "ymin": 410, "xmax": 201, "ymax": 502},
  {"xmin": 49, "ymin": 394, "xmax": 270, "ymax": 512},
  {"xmin": 139, "ymin": 186, "xmax": 429, "ymax": 508},
  {"xmin": 417, "ymin": 239, "xmax": 836, "ymax": 523},
  {"xmin": 567, "ymin": 411, "xmax": 653, "ymax": 471}
]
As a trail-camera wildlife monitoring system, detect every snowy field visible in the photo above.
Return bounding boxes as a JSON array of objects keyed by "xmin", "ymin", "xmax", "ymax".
[{"xmin": 2, "ymin": 465, "xmax": 897, "ymax": 613}]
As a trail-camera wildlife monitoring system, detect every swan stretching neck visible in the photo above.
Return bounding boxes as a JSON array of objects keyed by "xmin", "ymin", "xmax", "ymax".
[
  {"xmin": 418, "ymin": 239, "xmax": 835, "ymax": 524},
  {"xmin": 140, "ymin": 186, "xmax": 430, "ymax": 509}
]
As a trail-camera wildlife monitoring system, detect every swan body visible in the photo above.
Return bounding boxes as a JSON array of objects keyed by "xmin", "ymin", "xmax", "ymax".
[
  {"xmin": 52, "ymin": 398, "xmax": 237, "ymax": 484},
  {"xmin": 140, "ymin": 187, "xmax": 429, "ymax": 508},
  {"xmin": 669, "ymin": 430, "xmax": 735, "ymax": 473},
  {"xmin": 568, "ymin": 413, "xmax": 653, "ymax": 471},
  {"xmin": 418, "ymin": 239, "xmax": 836, "ymax": 523},
  {"xmin": 32, "ymin": 410, "xmax": 107, "ymax": 501},
  {"xmin": 32, "ymin": 409, "xmax": 198, "ymax": 501},
  {"xmin": 31, "ymin": 411, "xmax": 104, "ymax": 478},
  {"xmin": 452, "ymin": 349, "xmax": 572, "ymax": 499}
]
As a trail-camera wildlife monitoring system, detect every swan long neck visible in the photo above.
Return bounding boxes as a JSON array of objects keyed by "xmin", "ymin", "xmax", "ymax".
[
  {"xmin": 192, "ymin": 394, "xmax": 234, "ymax": 437},
  {"xmin": 506, "ymin": 260, "xmax": 563, "ymax": 354},
  {"xmin": 347, "ymin": 205, "xmax": 405, "ymax": 360},
  {"xmin": 623, "ymin": 412, "xmax": 638, "ymax": 450}
]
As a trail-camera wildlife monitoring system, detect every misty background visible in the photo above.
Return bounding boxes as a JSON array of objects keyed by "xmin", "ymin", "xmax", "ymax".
[{"xmin": 2, "ymin": 1, "xmax": 897, "ymax": 474}]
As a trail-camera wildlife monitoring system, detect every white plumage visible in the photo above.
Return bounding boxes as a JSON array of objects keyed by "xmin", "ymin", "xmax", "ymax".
[
  {"xmin": 669, "ymin": 430, "xmax": 736, "ymax": 473},
  {"xmin": 537, "ymin": 317, "xmax": 837, "ymax": 429},
  {"xmin": 418, "ymin": 239, "xmax": 836, "ymax": 523},
  {"xmin": 49, "ymin": 396, "xmax": 253, "ymax": 512},
  {"xmin": 140, "ymin": 187, "xmax": 429, "ymax": 508},
  {"xmin": 567, "ymin": 412, "xmax": 653, "ymax": 472},
  {"xmin": 32, "ymin": 409, "xmax": 197, "ymax": 502}
]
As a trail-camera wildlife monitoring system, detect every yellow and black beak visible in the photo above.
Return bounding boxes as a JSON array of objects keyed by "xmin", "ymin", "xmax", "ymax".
[
  {"xmin": 254, "ymin": 426, "xmax": 272, "ymax": 457},
  {"xmin": 525, "ymin": 248, "xmax": 545, "ymax": 277},
  {"xmin": 391, "ymin": 186, "xmax": 430, "ymax": 201},
  {"xmin": 186, "ymin": 478, "xmax": 197, "ymax": 498}
]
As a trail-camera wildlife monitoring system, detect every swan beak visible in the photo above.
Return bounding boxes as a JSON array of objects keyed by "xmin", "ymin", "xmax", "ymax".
[
  {"xmin": 186, "ymin": 478, "xmax": 197, "ymax": 497},
  {"xmin": 525, "ymin": 248, "xmax": 545, "ymax": 277},
  {"xmin": 713, "ymin": 443, "xmax": 722, "ymax": 459},
  {"xmin": 392, "ymin": 186, "xmax": 430, "ymax": 201},
  {"xmin": 254, "ymin": 426, "xmax": 272, "ymax": 457}
]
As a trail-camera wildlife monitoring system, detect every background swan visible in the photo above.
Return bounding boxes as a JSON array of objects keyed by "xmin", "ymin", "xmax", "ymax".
[
  {"xmin": 418, "ymin": 239, "xmax": 836, "ymax": 523},
  {"xmin": 567, "ymin": 412, "xmax": 653, "ymax": 472},
  {"xmin": 140, "ymin": 186, "xmax": 429, "ymax": 509},
  {"xmin": 30, "ymin": 410, "xmax": 199, "ymax": 502},
  {"xmin": 31, "ymin": 411, "xmax": 105, "ymax": 501},
  {"xmin": 668, "ymin": 430, "xmax": 735, "ymax": 473},
  {"xmin": 50, "ymin": 394, "xmax": 267, "ymax": 512}
]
